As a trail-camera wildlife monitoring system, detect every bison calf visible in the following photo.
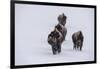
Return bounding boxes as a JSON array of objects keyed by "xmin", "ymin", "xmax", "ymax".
[{"xmin": 72, "ymin": 31, "xmax": 84, "ymax": 51}]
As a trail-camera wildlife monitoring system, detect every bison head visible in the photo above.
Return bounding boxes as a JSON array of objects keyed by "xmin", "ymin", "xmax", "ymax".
[{"xmin": 58, "ymin": 13, "xmax": 67, "ymax": 26}]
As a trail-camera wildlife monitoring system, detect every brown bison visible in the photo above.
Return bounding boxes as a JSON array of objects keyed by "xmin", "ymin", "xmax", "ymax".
[
  {"xmin": 72, "ymin": 31, "xmax": 84, "ymax": 51},
  {"xmin": 48, "ymin": 28, "xmax": 63, "ymax": 55}
]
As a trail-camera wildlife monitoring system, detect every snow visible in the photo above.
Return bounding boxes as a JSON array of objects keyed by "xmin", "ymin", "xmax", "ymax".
[{"xmin": 15, "ymin": 4, "xmax": 95, "ymax": 65}]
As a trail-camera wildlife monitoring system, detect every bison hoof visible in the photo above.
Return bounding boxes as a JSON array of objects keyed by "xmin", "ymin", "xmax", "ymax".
[
  {"xmin": 58, "ymin": 50, "xmax": 61, "ymax": 53},
  {"xmin": 53, "ymin": 51, "xmax": 57, "ymax": 55},
  {"xmin": 53, "ymin": 52, "xmax": 56, "ymax": 55}
]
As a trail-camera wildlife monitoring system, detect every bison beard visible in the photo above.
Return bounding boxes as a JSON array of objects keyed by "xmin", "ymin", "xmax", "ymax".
[
  {"xmin": 48, "ymin": 29, "xmax": 63, "ymax": 55},
  {"xmin": 72, "ymin": 31, "xmax": 84, "ymax": 51}
]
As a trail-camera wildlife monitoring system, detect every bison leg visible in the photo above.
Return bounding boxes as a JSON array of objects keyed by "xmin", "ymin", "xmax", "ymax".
[
  {"xmin": 57, "ymin": 44, "xmax": 61, "ymax": 53},
  {"xmin": 77, "ymin": 45, "xmax": 79, "ymax": 49},
  {"xmin": 80, "ymin": 46, "xmax": 82, "ymax": 51},
  {"xmin": 74, "ymin": 45, "xmax": 76, "ymax": 50},
  {"xmin": 80, "ymin": 42, "xmax": 83, "ymax": 51},
  {"xmin": 73, "ymin": 44, "xmax": 76, "ymax": 50},
  {"xmin": 72, "ymin": 39, "xmax": 76, "ymax": 50},
  {"xmin": 52, "ymin": 45, "xmax": 57, "ymax": 55},
  {"xmin": 52, "ymin": 47, "xmax": 56, "ymax": 55}
]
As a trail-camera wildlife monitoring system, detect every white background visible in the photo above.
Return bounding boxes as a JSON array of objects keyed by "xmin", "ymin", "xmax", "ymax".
[{"xmin": 0, "ymin": 0, "xmax": 99, "ymax": 69}]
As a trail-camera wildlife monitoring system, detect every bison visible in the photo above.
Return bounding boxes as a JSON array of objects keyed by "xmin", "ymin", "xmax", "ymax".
[
  {"xmin": 72, "ymin": 31, "xmax": 84, "ymax": 51},
  {"xmin": 48, "ymin": 13, "xmax": 67, "ymax": 55},
  {"xmin": 58, "ymin": 13, "xmax": 67, "ymax": 26},
  {"xmin": 48, "ymin": 28, "xmax": 63, "ymax": 55}
]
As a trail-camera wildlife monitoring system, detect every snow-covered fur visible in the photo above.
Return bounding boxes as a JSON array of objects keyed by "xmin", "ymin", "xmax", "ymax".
[
  {"xmin": 48, "ymin": 28, "xmax": 63, "ymax": 55},
  {"xmin": 72, "ymin": 31, "xmax": 84, "ymax": 51},
  {"xmin": 55, "ymin": 23, "xmax": 67, "ymax": 41}
]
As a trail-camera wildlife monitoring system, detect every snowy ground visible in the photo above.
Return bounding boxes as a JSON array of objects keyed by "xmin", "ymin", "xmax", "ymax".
[{"xmin": 15, "ymin": 4, "xmax": 95, "ymax": 65}]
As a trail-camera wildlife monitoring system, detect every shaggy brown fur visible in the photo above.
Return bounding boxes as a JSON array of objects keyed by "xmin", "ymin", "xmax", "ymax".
[
  {"xmin": 48, "ymin": 28, "xmax": 63, "ymax": 54},
  {"xmin": 72, "ymin": 31, "xmax": 84, "ymax": 51}
]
